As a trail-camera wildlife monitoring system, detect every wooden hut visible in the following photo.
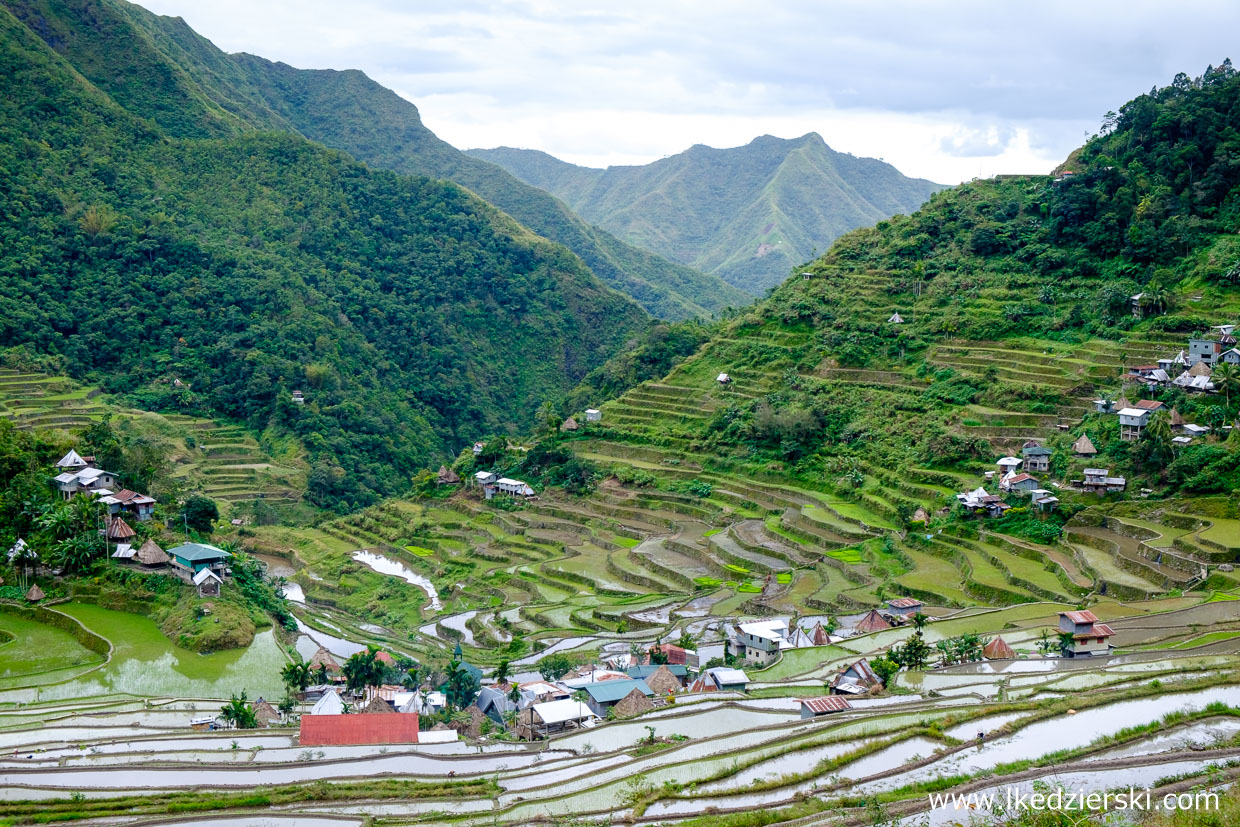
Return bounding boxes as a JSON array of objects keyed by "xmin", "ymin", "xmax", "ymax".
[
  {"xmin": 643, "ymin": 665, "xmax": 682, "ymax": 696},
  {"xmin": 25, "ymin": 584, "xmax": 45, "ymax": 602},
  {"xmin": 250, "ymin": 697, "xmax": 280, "ymax": 727},
  {"xmin": 853, "ymin": 609, "xmax": 891, "ymax": 633},
  {"xmin": 1072, "ymin": 434, "xmax": 1097, "ymax": 456},
  {"xmin": 360, "ymin": 695, "xmax": 396, "ymax": 714},
  {"xmin": 106, "ymin": 516, "xmax": 136, "ymax": 542},
  {"xmin": 559, "ymin": 417, "xmax": 579, "ymax": 432},
  {"xmin": 309, "ymin": 646, "xmax": 341, "ymax": 676},
  {"xmin": 136, "ymin": 539, "xmax": 170, "ymax": 567},
  {"xmin": 611, "ymin": 687, "xmax": 654, "ymax": 718}
]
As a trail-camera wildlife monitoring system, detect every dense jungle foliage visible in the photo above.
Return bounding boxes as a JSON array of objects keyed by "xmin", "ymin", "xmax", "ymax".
[{"xmin": 0, "ymin": 3, "xmax": 650, "ymax": 510}]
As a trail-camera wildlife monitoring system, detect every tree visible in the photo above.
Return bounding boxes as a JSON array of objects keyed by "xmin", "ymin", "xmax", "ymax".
[
  {"xmin": 494, "ymin": 660, "xmax": 510, "ymax": 685},
  {"xmin": 1035, "ymin": 628, "xmax": 1055, "ymax": 655},
  {"xmin": 869, "ymin": 654, "xmax": 900, "ymax": 687},
  {"xmin": 676, "ymin": 630, "xmax": 696, "ymax": 651},
  {"xmin": 538, "ymin": 652, "xmax": 577, "ymax": 682},
  {"xmin": 1214, "ymin": 363, "xmax": 1239, "ymax": 411},
  {"xmin": 182, "ymin": 495, "xmax": 219, "ymax": 533},
  {"xmin": 445, "ymin": 660, "xmax": 481, "ymax": 711},
  {"xmin": 278, "ymin": 695, "xmax": 297, "ymax": 715},
  {"xmin": 281, "ymin": 661, "xmax": 312, "ymax": 695},
  {"xmin": 911, "ymin": 612, "xmax": 928, "ymax": 632},
  {"xmin": 507, "ymin": 683, "xmax": 522, "ymax": 706},
  {"xmin": 220, "ymin": 691, "xmax": 258, "ymax": 729},
  {"xmin": 1057, "ymin": 631, "xmax": 1076, "ymax": 657},
  {"xmin": 342, "ymin": 648, "xmax": 385, "ymax": 696}
]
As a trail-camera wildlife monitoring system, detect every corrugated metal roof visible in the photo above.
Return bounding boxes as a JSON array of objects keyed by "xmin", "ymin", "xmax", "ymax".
[
  {"xmin": 800, "ymin": 696, "xmax": 852, "ymax": 714},
  {"xmin": 1062, "ymin": 610, "xmax": 1099, "ymax": 624},
  {"xmin": 582, "ymin": 678, "xmax": 653, "ymax": 703}
]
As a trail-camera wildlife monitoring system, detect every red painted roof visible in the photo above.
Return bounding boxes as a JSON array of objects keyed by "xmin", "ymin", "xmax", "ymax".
[
  {"xmin": 888, "ymin": 597, "xmax": 923, "ymax": 609},
  {"xmin": 1134, "ymin": 399, "xmax": 1164, "ymax": 410},
  {"xmin": 647, "ymin": 643, "xmax": 689, "ymax": 665},
  {"xmin": 1062, "ymin": 610, "xmax": 1099, "ymax": 624},
  {"xmin": 299, "ymin": 713, "xmax": 420, "ymax": 746},
  {"xmin": 1074, "ymin": 623, "xmax": 1115, "ymax": 639},
  {"xmin": 854, "ymin": 610, "xmax": 891, "ymax": 633},
  {"xmin": 800, "ymin": 696, "xmax": 852, "ymax": 714},
  {"xmin": 374, "ymin": 651, "xmax": 394, "ymax": 664}
]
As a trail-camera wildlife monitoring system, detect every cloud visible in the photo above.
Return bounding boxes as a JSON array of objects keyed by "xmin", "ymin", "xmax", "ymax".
[{"xmin": 134, "ymin": 0, "xmax": 1240, "ymax": 183}]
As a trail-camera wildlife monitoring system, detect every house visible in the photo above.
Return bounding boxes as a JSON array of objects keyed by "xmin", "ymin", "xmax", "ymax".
[
  {"xmin": 1172, "ymin": 435, "xmax": 1194, "ymax": 446},
  {"xmin": 644, "ymin": 642, "xmax": 698, "ymax": 669},
  {"xmin": 1000, "ymin": 472, "xmax": 1040, "ymax": 495},
  {"xmin": 1183, "ymin": 423, "xmax": 1210, "ymax": 437},
  {"xmin": 786, "ymin": 626, "xmax": 816, "ymax": 648},
  {"xmin": 1172, "ymin": 370, "xmax": 1214, "ymax": 393},
  {"xmin": 1133, "ymin": 399, "xmax": 1164, "ymax": 412},
  {"xmin": 1189, "ymin": 337, "xmax": 1224, "ymax": 366},
  {"xmin": 475, "ymin": 685, "xmax": 519, "ymax": 723},
  {"xmin": 585, "ymin": 409, "xmax": 601, "ymax": 422},
  {"xmin": 101, "ymin": 489, "xmax": 156, "ymax": 522},
  {"xmin": 559, "ymin": 417, "xmax": 579, "ymax": 432},
  {"xmin": 982, "ymin": 636, "xmax": 1016, "ymax": 660},
  {"xmin": 302, "ymin": 684, "xmax": 335, "ymax": 702},
  {"xmin": 250, "ymin": 697, "xmax": 280, "ymax": 727},
  {"xmin": 290, "ymin": 390, "xmax": 305, "ymax": 404},
  {"xmin": 1080, "ymin": 468, "xmax": 1126, "ymax": 493},
  {"xmin": 300, "ymin": 710, "xmax": 421, "ymax": 746},
  {"xmin": 1031, "ymin": 490, "xmax": 1059, "ymax": 512},
  {"xmin": 111, "ymin": 543, "xmax": 136, "ymax": 561},
  {"xmin": 1223, "ymin": 348, "xmax": 1240, "ymax": 366},
  {"xmin": 628, "ymin": 664, "xmax": 688, "ymax": 692},
  {"xmin": 495, "ymin": 478, "xmax": 536, "ymax": 497},
  {"xmin": 1158, "ymin": 351, "xmax": 1189, "ymax": 372},
  {"xmin": 1170, "ymin": 408, "xmax": 1186, "ymax": 429},
  {"xmin": 1021, "ymin": 442, "xmax": 1053, "ymax": 473},
  {"xmin": 1117, "ymin": 407, "xmax": 1150, "ymax": 441},
  {"xmin": 193, "ymin": 567, "xmax": 222, "ymax": 597},
  {"xmin": 1130, "ymin": 293, "xmax": 1145, "ymax": 318},
  {"xmin": 473, "ymin": 470, "xmax": 497, "ymax": 487},
  {"xmin": 169, "ymin": 542, "xmax": 231, "ymax": 575},
  {"xmin": 799, "ymin": 696, "xmax": 852, "ymax": 718},
  {"xmin": 809, "ymin": 621, "xmax": 833, "ymax": 646},
  {"xmin": 54, "ymin": 449, "xmax": 90, "ymax": 470},
  {"xmin": 956, "ymin": 487, "xmax": 1010, "ymax": 517},
  {"xmin": 996, "ymin": 456, "xmax": 1022, "ymax": 475},
  {"xmin": 886, "ymin": 597, "xmax": 923, "ymax": 618},
  {"xmin": 1058, "ymin": 610, "xmax": 1115, "ymax": 658},
  {"xmin": 734, "ymin": 619, "xmax": 788, "ymax": 665},
  {"xmin": 887, "ymin": 312, "xmax": 905, "ymax": 324},
  {"xmin": 1072, "ymin": 434, "xmax": 1097, "ymax": 457},
  {"xmin": 830, "ymin": 659, "xmax": 882, "ymax": 695},
  {"xmin": 53, "ymin": 466, "xmax": 118, "ymax": 499},
  {"xmin": 1053, "ymin": 170, "xmax": 1075, "ymax": 183},
  {"xmin": 716, "ymin": 373, "xmax": 732, "ymax": 385},
  {"xmin": 518, "ymin": 680, "xmax": 570, "ymax": 706},
  {"xmin": 522, "ymin": 699, "xmax": 596, "ymax": 738},
  {"xmin": 853, "ymin": 609, "xmax": 891, "ymax": 633},
  {"xmin": 135, "ymin": 539, "xmax": 170, "ymax": 568},
  {"xmin": 436, "ymin": 466, "xmax": 461, "ymax": 485},
  {"xmin": 578, "ymin": 678, "xmax": 653, "ymax": 717},
  {"xmin": 25, "ymin": 584, "xmax": 44, "ymax": 602},
  {"xmin": 707, "ymin": 667, "xmax": 749, "ymax": 691},
  {"xmin": 1092, "ymin": 398, "xmax": 1115, "ymax": 414},
  {"xmin": 310, "ymin": 688, "xmax": 345, "ymax": 715},
  {"xmin": 308, "ymin": 646, "xmax": 341, "ymax": 678}
]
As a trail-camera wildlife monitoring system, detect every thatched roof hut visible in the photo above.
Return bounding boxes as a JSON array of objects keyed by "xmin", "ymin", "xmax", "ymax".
[
  {"xmin": 25, "ymin": 584, "xmax": 45, "ymax": 602},
  {"xmin": 982, "ymin": 636, "xmax": 1016, "ymax": 660},
  {"xmin": 136, "ymin": 539, "xmax": 169, "ymax": 566},
  {"xmin": 308, "ymin": 646, "xmax": 341, "ymax": 674},
  {"xmin": 1072, "ymin": 434, "xmax": 1097, "ymax": 456},
  {"xmin": 611, "ymin": 687, "xmax": 654, "ymax": 718},
  {"xmin": 644, "ymin": 665, "xmax": 681, "ymax": 696},
  {"xmin": 436, "ymin": 465, "xmax": 461, "ymax": 485},
  {"xmin": 1170, "ymin": 408, "xmax": 1186, "ymax": 427},
  {"xmin": 360, "ymin": 695, "xmax": 396, "ymax": 714},
  {"xmin": 250, "ymin": 697, "xmax": 281, "ymax": 726},
  {"xmin": 559, "ymin": 417, "xmax": 579, "ymax": 432}
]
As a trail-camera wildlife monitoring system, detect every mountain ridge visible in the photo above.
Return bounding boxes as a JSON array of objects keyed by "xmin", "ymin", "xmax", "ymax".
[{"xmin": 470, "ymin": 133, "xmax": 945, "ymax": 293}]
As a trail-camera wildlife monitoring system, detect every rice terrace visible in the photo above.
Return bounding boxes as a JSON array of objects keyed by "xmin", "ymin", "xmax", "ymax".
[{"xmin": 4, "ymin": 1, "xmax": 1240, "ymax": 826}]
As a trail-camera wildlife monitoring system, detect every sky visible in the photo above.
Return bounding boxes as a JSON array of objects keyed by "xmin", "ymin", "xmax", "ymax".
[{"xmin": 137, "ymin": 0, "xmax": 1238, "ymax": 184}]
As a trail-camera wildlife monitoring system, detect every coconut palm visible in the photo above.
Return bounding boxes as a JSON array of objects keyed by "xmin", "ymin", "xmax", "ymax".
[
  {"xmin": 281, "ymin": 660, "xmax": 312, "ymax": 695},
  {"xmin": 1145, "ymin": 410, "xmax": 1173, "ymax": 449},
  {"xmin": 219, "ymin": 691, "xmax": 257, "ymax": 729}
]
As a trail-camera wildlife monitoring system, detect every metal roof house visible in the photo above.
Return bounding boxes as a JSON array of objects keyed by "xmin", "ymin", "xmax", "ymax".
[
  {"xmin": 578, "ymin": 678, "xmax": 653, "ymax": 717},
  {"xmin": 799, "ymin": 696, "xmax": 852, "ymax": 718},
  {"xmin": 1058, "ymin": 610, "xmax": 1115, "ymax": 658},
  {"xmin": 707, "ymin": 667, "xmax": 749, "ymax": 691},
  {"xmin": 169, "ymin": 542, "xmax": 231, "ymax": 575}
]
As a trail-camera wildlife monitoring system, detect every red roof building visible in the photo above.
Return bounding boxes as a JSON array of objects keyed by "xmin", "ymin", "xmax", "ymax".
[
  {"xmin": 646, "ymin": 643, "xmax": 690, "ymax": 665},
  {"xmin": 299, "ymin": 713, "xmax": 420, "ymax": 746},
  {"xmin": 1134, "ymin": 399, "xmax": 1165, "ymax": 411},
  {"xmin": 854, "ymin": 609, "xmax": 892, "ymax": 634}
]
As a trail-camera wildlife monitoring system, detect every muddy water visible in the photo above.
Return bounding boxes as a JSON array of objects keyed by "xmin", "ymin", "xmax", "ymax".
[
  {"xmin": 512, "ymin": 637, "xmax": 594, "ymax": 665},
  {"xmin": 279, "ymin": 582, "xmax": 305, "ymax": 603},
  {"xmin": 352, "ymin": 550, "xmax": 441, "ymax": 610}
]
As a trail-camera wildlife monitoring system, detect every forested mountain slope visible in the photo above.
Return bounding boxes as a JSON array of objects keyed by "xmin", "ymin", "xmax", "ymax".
[
  {"xmin": 471, "ymin": 134, "xmax": 944, "ymax": 294},
  {"xmin": 3, "ymin": 0, "xmax": 743, "ymax": 320},
  {"xmin": 0, "ymin": 2, "xmax": 648, "ymax": 510}
]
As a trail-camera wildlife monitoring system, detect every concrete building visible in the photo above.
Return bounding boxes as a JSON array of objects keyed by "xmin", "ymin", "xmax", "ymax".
[{"xmin": 1058, "ymin": 610, "xmax": 1115, "ymax": 658}]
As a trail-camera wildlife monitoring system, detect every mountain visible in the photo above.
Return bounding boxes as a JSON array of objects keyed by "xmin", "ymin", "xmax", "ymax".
[
  {"xmin": 469, "ymin": 134, "xmax": 945, "ymax": 294},
  {"xmin": 3, "ymin": 0, "xmax": 743, "ymax": 320},
  {"xmin": 0, "ymin": 0, "xmax": 650, "ymax": 510},
  {"xmin": 574, "ymin": 63, "xmax": 1240, "ymax": 509}
]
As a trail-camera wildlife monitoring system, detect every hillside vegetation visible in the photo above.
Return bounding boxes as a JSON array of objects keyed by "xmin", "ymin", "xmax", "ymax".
[
  {"xmin": 3, "ymin": 0, "xmax": 743, "ymax": 320},
  {"xmin": 470, "ymin": 133, "xmax": 943, "ymax": 294},
  {"xmin": 0, "ymin": 1, "xmax": 649, "ymax": 510}
]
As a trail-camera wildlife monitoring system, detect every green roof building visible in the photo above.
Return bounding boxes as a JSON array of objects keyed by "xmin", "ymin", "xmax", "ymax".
[{"xmin": 168, "ymin": 542, "xmax": 231, "ymax": 574}]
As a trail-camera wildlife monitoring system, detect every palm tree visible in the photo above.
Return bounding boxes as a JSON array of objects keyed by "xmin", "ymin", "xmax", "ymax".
[
  {"xmin": 507, "ymin": 683, "xmax": 522, "ymax": 707},
  {"xmin": 1214, "ymin": 363, "xmax": 1239, "ymax": 411},
  {"xmin": 911, "ymin": 612, "xmax": 928, "ymax": 632},
  {"xmin": 219, "ymin": 691, "xmax": 257, "ymax": 729},
  {"xmin": 281, "ymin": 661, "xmax": 312, "ymax": 695},
  {"xmin": 495, "ymin": 660, "xmax": 510, "ymax": 685},
  {"xmin": 1145, "ymin": 410, "xmax": 1173, "ymax": 449}
]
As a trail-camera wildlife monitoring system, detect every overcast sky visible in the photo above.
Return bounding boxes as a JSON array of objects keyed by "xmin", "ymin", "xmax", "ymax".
[{"xmin": 138, "ymin": 0, "xmax": 1237, "ymax": 184}]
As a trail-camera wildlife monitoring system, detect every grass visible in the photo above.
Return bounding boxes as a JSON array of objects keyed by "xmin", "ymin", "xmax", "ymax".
[{"xmin": 405, "ymin": 545, "xmax": 435, "ymax": 556}]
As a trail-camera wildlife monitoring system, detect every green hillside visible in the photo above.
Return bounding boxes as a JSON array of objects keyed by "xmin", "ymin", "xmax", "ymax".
[
  {"xmin": 2, "ymin": 0, "xmax": 743, "ymax": 320},
  {"xmin": 0, "ymin": 1, "xmax": 649, "ymax": 511},
  {"xmin": 470, "ymin": 133, "xmax": 945, "ymax": 294}
]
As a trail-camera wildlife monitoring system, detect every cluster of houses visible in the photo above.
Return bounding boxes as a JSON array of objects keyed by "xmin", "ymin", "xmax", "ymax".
[
  {"xmin": 1119, "ymin": 324, "xmax": 1240, "ymax": 396},
  {"xmin": 728, "ymin": 602, "xmax": 929, "ymax": 667},
  {"xmin": 472, "ymin": 471, "xmax": 535, "ymax": 499},
  {"xmin": 1094, "ymin": 395, "xmax": 1212, "ymax": 445}
]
